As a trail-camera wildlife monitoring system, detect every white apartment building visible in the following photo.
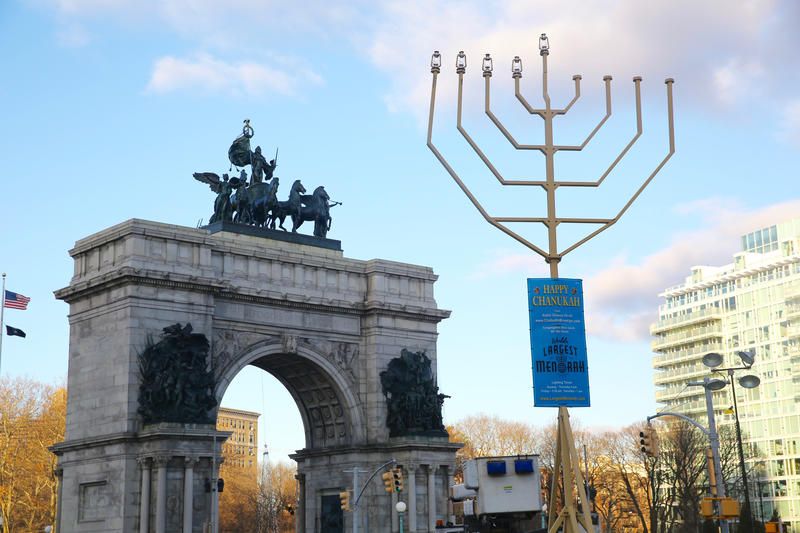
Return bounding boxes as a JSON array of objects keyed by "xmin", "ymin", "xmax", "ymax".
[{"xmin": 652, "ymin": 218, "xmax": 800, "ymax": 528}]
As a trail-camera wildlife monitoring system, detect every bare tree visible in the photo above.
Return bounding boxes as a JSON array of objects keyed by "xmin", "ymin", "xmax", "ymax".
[
  {"xmin": 256, "ymin": 462, "xmax": 297, "ymax": 533},
  {"xmin": 447, "ymin": 414, "xmax": 538, "ymax": 480},
  {"xmin": 602, "ymin": 426, "xmax": 655, "ymax": 533}
]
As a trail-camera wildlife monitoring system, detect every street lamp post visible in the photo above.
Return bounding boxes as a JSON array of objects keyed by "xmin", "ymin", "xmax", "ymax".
[
  {"xmin": 687, "ymin": 377, "xmax": 730, "ymax": 533},
  {"xmin": 396, "ymin": 501, "xmax": 406, "ymax": 533},
  {"xmin": 702, "ymin": 351, "xmax": 761, "ymax": 530},
  {"xmin": 652, "ymin": 376, "xmax": 730, "ymax": 533}
]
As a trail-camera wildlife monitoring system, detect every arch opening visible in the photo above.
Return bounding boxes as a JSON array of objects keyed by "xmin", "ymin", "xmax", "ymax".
[{"xmin": 215, "ymin": 341, "xmax": 364, "ymax": 451}]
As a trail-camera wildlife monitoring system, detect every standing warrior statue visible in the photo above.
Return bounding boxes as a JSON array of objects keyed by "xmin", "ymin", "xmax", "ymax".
[{"xmin": 250, "ymin": 146, "xmax": 278, "ymax": 184}]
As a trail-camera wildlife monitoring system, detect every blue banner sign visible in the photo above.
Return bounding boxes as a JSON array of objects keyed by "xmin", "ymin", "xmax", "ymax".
[{"xmin": 527, "ymin": 278, "xmax": 590, "ymax": 407}]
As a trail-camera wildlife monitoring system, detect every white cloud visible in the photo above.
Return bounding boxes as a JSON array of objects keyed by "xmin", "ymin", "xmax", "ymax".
[
  {"xmin": 583, "ymin": 198, "xmax": 800, "ymax": 341},
  {"xmin": 31, "ymin": 0, "xmax": 800, "ymax": 121},
  {"xmin": 145, "ymin": 54, "xmax": 322, "ymax": 97},
  {"xmin": 365, "ymin": 0, "xmax": 796, "ymax": 120},
  {"xmin": 712, "ymin": 57, "xmax": 765, "ymax": 107},
  {"xmin": 468, "ymin": 249, "xmax": 549, "ymax": 280},
  {"xmin": 472, "ymin": 198, "xmax": 800, "ymax": 342},
  {"xmin": 39, "ymin": 0, "xmax": 367, "ymax": 46}
]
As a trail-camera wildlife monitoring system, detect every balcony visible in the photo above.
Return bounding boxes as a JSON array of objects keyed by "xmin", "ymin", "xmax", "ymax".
[
  {"xmin": 651, "ymin": 307, "xmax": 723, "ymax": 334},
  {"xmin": 785, "ymin": 283, "xmax": 800, "ymax": 302},
  {"xmin": 654, "ymin": 386, "xmax": 704, "ymax": 407},
  {"xmin": 786, "ymin": 302, "xmax": 800, "ymax": 320},
  {"xmin": 651, "ymin": 323, "xmax": 724, "ymax": 351},
  {"xmin": 653, "ymin": 364, "xmax": 714, "ymax": 386},
  {"xmin": 652, "ymin": 341, "xmax": 724, "ymax": 368}
]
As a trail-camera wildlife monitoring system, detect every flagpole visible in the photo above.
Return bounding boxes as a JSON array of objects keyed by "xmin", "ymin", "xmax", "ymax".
[{"xmin": 0, "ymin": 272, "xmax": 6, "ymax": 376}]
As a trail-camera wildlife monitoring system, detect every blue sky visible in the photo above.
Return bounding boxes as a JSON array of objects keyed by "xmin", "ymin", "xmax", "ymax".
[{"xmin": 1, "ymin": 0, "xmax": 799, "ymax": 462}]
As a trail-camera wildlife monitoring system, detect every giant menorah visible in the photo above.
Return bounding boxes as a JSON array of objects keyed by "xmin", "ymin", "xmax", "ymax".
[{"xmin": 426, "ymin": 34, "xmax": 674, "ymax": 533}]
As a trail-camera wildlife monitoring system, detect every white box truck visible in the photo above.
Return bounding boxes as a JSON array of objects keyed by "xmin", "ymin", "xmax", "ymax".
[{"xmin": 449, "ymin": 455, "xmax": 544, "ymax": 533}]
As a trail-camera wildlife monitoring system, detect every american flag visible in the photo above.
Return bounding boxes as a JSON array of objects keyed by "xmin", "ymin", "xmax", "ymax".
[{"xmin": 4, "ymin": 290, "xmax": 31, "ymax": 310}]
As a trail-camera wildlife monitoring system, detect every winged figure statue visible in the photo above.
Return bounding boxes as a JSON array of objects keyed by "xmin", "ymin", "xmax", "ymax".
[{"xmin": 193, "ymin": 172, "xmax": 244, "ymax": 224}]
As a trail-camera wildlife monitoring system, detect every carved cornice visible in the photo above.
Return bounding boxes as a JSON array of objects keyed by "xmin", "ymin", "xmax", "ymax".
[
  {"xmin": 55, "ymin": 268, "xmax": 450, "ymax": 323},
  {"xmin": 51, "ymin": 432, "xmax": 140, "ymax": 454}
]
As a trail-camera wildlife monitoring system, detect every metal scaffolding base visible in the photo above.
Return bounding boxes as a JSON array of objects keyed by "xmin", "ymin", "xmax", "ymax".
[{"xmin": 548, "ymin": 407, "xmax": 593, "ymax": 533}]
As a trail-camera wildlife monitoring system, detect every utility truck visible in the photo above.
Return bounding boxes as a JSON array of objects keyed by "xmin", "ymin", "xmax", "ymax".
[{"xmin": 448, "ymin": 455, "xmax": 544, "ymax": 533}]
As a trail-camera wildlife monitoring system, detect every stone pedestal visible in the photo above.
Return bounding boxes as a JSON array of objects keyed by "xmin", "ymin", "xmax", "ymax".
[{"xmin": 52, "ymin": 219, "xmax": 458, "ymax": 532}]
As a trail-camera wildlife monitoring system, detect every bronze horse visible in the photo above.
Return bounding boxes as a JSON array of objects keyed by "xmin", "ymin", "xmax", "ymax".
[
  {"xmin": 268, "ymin": 179, "xmax": 306, "ymax": 231},
  {"xmin": 292, "ymin": 186, "xmax": 332, "ymax": 238},
  {"xmin": 249, "ymin": 178, "xmax": 280, "ymax": 228}
]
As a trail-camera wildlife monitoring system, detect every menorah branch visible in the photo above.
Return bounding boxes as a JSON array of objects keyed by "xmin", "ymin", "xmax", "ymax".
[
  {"xmin": 514, "ymin": 76, "xmax": 543, "ymax": 116},
  {"xmin": 427, "ymin": 45, "xmax": 675, "ymax": 271},
  {"xmin": 558, "ymin": 79, "xmax": 675, "ymax": 258},
  {"xmin": 589, "ymin": 77, "xmax": 643, "ymax": 186},
  {"xmin": 554, "ymin": 76, "xmax": 612, "ymax": 152},
  {"xmin": 515, "ymin": 74, "xmax": 582, "ymax": 116},
  {"xmin": 483, "ymin": 75, "xmax": 547, "ymax": 152},
  {"xmin": 427, "ymin": 68, "xmax": 550, "ymax": 259},
  {"xmin": 555, "ymin": 75, "xmax": 583, "ymax": 115},
  {"xmin": 457, "ymin": 73, "xmax": 548, "ymax": 187},
  {"xmin": 555, "ymin": 76, "xmax": 643, "ymax": 187}
]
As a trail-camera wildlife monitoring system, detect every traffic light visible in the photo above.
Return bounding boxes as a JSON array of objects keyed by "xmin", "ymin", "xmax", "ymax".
[
  {"xmin": 638, "ymin": 428, "xmax": 649, "ymax": 454},
  {"xmin": 719, "ymin": 497, "xmax": 739, "ymax": 518},
  {"xmin": 382, "ymin": 470, "xmax": 394, "ymax": 493},
  {"xmin": 639, "ymin": 426, "xmax": 660, "ymax": 458},
  {"xmin": 700, "ymin": 497, "xmax": 714, "ymax": 518},
  {"xmin": 700, "ymin": 496, "xmax": 739, "ymax": 519},
  {"xmin": 339, "ymin": 490, "xmax": 351, "ymax": 511},
  {"xmin": 392, "ymin": 467, "xmax": 404, "ymax": 492}
]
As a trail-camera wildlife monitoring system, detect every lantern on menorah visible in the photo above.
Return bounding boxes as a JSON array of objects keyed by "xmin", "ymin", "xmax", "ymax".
[
  {"xmin": 481, "ymin": 53, "xmax": 493, "ymax": 75},
  {"xmin": 511, "ymin": 55, "xmax": 522, "ymax": 77},
  {"xmin": 426, "ymin": 35, "xmax": 675, "ymax": 533},
  {"xmin": 455, "ymin": 50, "xmax": 467, "ymax": 72},
  {"xmin": 431, "ymin": 50, "xmax": 442, "ymax": 71},
  {"xmin": 539, "ymin": 33, "xmax": 550, "ymax": 55}
]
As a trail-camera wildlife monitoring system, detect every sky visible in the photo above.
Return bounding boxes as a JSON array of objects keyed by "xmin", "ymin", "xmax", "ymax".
[{"xmin": 1, "ymin": 0, "xmax": 799, "ymax": 463}]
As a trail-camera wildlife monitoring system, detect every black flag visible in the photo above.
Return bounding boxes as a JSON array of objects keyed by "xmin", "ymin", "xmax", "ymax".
[{"xmin": 6, "ymin": 325, "xmax": 26, "ymax": 338}]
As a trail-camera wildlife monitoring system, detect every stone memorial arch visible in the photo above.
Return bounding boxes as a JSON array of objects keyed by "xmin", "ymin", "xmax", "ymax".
[{"xmin": 52, "ymin": 219, "xmax": 459, "ymax": 532}]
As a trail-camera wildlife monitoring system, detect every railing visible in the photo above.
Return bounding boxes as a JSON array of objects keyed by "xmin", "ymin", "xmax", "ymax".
[
  {"xmin": 785, "ymin": 283, "xmax": 800, "ymax": 301},
  {"xmin": 651, "ymin": 307, "xmax": 723, "ymax": 333},
  {"xmin": 653, "ymin": 364, "xmax": 713, "ymax": 385},
  {"xmin": 651, "ymin": 323, "xmax": 724, "ymax": 350},
  {"xmin": 652, "ymin": 341, "xmax": 723, "ymax": 367},
  {"xmin": 785, "ymin": 302, "xmax": 800, "ymax": 319},
  {"xmin": 654, "ymin": 389, "xmax": 705, "ymax": 411}
]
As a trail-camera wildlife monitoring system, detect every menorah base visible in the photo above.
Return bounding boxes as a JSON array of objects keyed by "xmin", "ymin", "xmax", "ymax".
[{"xmin": 548, "ymin": 406, "xmax": 594, "ymax": 533}]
